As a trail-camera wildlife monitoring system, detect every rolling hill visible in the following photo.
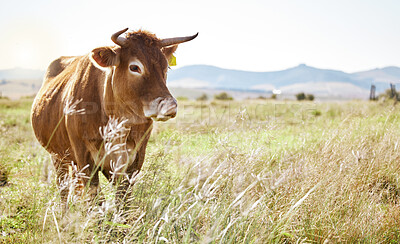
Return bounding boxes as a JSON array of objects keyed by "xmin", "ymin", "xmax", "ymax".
[
  {"xmin": 0, "ymin": 68, "xmax": 43, "ymax": 98},
  {"xmin": 1, "ymin": 65, "xmax": 400, "ymax": 99},
  {"xmin": 167, "ymin": 64, "xmax": 400, "ymax": 98},
  {"xmin": 0, "ymin": 67, "xmax": 44, "ymax": 81}
]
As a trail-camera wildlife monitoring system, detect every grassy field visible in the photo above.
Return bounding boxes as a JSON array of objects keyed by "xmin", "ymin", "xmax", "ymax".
[{"xmin": 1, "ymin": 97, "xmax": 400, "ymax": 243}]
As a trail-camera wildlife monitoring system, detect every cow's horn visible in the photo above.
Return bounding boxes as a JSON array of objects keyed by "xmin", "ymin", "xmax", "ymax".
[
  {"xmin": 111, "ymin": 28, "xmax": 129, "ymax": 46},
  {"xmin": 160, "ymin": 33, "xmax": 199, "ymax": 47}
]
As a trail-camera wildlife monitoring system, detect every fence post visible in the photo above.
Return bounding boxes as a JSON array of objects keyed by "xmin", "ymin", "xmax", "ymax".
[
  {"xmin": 369, "ymin": 85, "xmax": 376, "ymax": 101},
  {"xmin": 390, "ymin": 83, "xmax": 398, "ymax": 101}
]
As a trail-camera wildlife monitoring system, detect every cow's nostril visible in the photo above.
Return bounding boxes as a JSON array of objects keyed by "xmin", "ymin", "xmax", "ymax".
[
  {"xmin": 159, "ymin": 98, "xmax": 177, "ymax": 118},
  {"xmin": 162, "ymin": 104, "xmax": 177, "ymax": 116}
]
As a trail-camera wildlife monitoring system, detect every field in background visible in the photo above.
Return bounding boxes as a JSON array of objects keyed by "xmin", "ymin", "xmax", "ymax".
[{"xmin": 1, "ymin": 98, "xmax": 400, "ymax": 242}]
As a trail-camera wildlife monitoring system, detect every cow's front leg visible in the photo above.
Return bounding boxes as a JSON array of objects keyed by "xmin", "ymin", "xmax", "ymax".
[
  {"xmin": 68, "ymin": 141, "xmax": 100, "ymax": 203},
  {"xmin": 115, "ymin": 167, "xmax": 140, "ymax": 207},
  {"xmin": 111, "ymin": 132, "xmax": 150, "ymax": 208},
  {"xmin": 107, "ymin": 150, "xmax": 136, "ymax": 208}
]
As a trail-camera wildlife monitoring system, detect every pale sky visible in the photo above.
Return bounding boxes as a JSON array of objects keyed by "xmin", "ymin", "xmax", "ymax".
[{"xmin": 1, "ymin": 0, "xmax": 399, "ymax": 73}]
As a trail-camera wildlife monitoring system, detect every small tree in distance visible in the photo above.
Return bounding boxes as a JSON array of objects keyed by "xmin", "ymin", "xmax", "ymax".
[
  {"xmin": 196, "ymin": 93, "xmax": 208, "ymax": 101},
  {"xmin": 214, "ymin": 92, "xmax": 233, "ymax": 101},
  {"xmin": 296, "ymin": 92, "xmax": 306, "ymax": 101},
  {"xmin": 306, "ymin": 94, "xmax": 315, "ymax": 101},
  {"xmin": 296, "ymin": 92, "xmax": 315, "ymax": 101}
]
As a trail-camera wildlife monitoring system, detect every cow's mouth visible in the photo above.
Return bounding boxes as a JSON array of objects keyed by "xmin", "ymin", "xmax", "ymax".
[
  {"xmin": 150, "ymin": 114, "xmax": 176, "ymax": 122},
  {"xmin": 144, "ymin": 97, "xmax": 177, "ymax": 122}
]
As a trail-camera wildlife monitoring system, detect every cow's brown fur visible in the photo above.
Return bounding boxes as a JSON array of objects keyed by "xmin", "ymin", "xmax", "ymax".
[{"xmin": 31, "ymin": 30, "xmax": 187, "ymax": 204}]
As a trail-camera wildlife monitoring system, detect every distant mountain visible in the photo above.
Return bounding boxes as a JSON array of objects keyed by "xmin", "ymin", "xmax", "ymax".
[
  {"xmin": 167, "ymin": 64, "xmax": 400, "ymax": 98},
  {"xmin": 1, "ymin": 64, "xmax": 400, "ymax": 99},
  {"xmin": 354, "ymin": 66, "xmax": 400, "ymax": 84},
  {"xmin": 0, "ymin": 68, "xmax": 44, "ymax": 81},
  {"xmin": 0, "ymin": 68, "xmax": 44, "ymax": 98}
]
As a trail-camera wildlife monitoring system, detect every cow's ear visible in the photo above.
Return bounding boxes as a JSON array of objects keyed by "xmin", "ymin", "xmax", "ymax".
[
  {"xmin": 162, "ymin": 45, "xmax": 178, "ymax": 63},
  {"xmin": 90, "ymin": 47, "xmax": 120, "ymax": 68}
]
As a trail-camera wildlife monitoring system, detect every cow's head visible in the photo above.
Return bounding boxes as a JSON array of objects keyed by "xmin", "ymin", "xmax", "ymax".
[{"xmin": 90, "ymin": 28, "xmax": 197, "ymax": 121}]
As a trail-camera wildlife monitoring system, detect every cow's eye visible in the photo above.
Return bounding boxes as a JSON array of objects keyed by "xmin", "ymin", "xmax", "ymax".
[{"xmin": 129, "ymin": 65, "xmax": 141, "ymax": 73}]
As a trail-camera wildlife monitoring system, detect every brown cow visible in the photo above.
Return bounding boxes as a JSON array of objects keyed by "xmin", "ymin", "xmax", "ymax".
[{"xmin": 31, "ymin": 28, "xmax": 197, "ymax": 205}]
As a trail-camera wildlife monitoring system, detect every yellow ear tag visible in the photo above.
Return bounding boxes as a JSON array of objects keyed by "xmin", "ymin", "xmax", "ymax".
[{"xmin": 169, "ymin": 55, "xmax": 177, "ymax": 66}]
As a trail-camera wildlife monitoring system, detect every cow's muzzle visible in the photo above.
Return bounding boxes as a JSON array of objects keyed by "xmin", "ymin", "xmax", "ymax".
[{"xmin": 144, "ymin": 97, "xmax": 177, "ymax": 121}]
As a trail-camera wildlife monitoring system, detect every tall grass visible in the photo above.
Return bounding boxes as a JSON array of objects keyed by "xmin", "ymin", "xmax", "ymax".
[{"xmin": 1, "ymin": 99, "xmax": 400, "ymax": 242}]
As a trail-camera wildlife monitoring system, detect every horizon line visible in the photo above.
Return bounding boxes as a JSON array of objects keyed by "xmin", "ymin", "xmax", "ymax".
[{"xmin": 1, "ymin": 63, "xmax": 399, "ymax": 74}]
